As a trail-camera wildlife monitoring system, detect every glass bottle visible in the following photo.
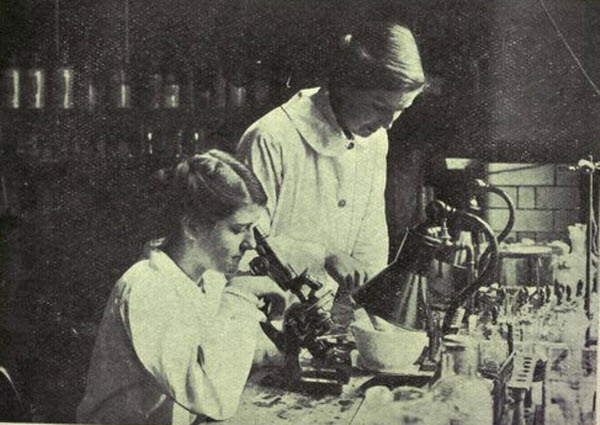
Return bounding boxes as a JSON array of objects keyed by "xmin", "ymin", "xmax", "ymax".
[
  {"xmin": 26, "ymin": 53, "xmax": 46, "ymax": 109},
  {"xmin": 213, "ymin": 66, "xmax": 227, "ymax": 110},
  {"xmin": 195, "ymin": 67, "xmax": 212, "ymax": 112},
  {"xmin": 54, "ymin": 51, "xmax": 75, "ymax": 110},
  {"xmin": 252, "ymin": 58, "xmax": 271, "ymax": 108},
  {"xmin": 183, "ymin": 127, "xmax": 205, "ymax": 156},
  {"xmin": 185, "ymin": 68, "xmax": 195, "ymax": 113},
  {"xmin": 81, "ymin": 60, "xmax": 98, "ymax": 113},
  {"xmin": 80, "ymin": 26, "xmax": 98, "ymax": 113},
  {"xmin": 193, "ymin": 127, "xmax": 207, "ymax": 154},
  {"xmin": 163, "ymin": 73, "xmax": 180, "ymax": 109},
  {"xmin": 173, "ymin": 129, "xmax": 184, "ymax": 160},
  {"xmin": 19, "ymin": 53, "xmax": 45, "ymax": 160},
  {"xmin": 147, "ymin": 58, "xmax": 163, "ymax": 110},
  {"xmin": 227, "ymin": 68, "xmax": 247, "ymax": 110},
  {"xmin": 144, "ymin": 129, "xmax": 154, "ymax": 157},
  {"xmin": 433, "ymin": 334, "xmax": 494, "ymax": 425},
  {"xmin": 142, "ymin": 113, "xmax": 163, "ymax": 159},
  {"xmin": 110, "ymin": 62, "xmax": 131, "ymax": 109},
  {"xmin": 1, "ymin": 55, "xmax": 21, "ymax": 109}
]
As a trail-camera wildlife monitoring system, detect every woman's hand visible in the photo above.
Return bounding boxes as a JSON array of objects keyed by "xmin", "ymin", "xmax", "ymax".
[
  {"xmin": 227, "ymin": 275, "xmax": 289, "ymax": 320},
  {"xmin": 228, "ymin": 275, "xmax": 286, "ymax": 299},
  {"xmin": 325, "ymin": 251, "xmax": 369, "ymax": 292}
]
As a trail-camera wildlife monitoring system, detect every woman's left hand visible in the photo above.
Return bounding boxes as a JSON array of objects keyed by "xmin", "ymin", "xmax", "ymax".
[{"xmin": 228, "ymin": 275, "xmax": 287, "ymax": 299}]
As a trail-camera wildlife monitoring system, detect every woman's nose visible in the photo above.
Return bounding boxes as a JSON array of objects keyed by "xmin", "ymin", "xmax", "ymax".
[{"xmin": 241, "ymin": 228, "xmax": 256, "ymax": 251}]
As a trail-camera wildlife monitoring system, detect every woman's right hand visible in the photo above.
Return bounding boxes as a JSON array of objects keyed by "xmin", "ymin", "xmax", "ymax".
[{"xmin": 325, "ymin": 251, "xmax": 369, "ymax": 292}]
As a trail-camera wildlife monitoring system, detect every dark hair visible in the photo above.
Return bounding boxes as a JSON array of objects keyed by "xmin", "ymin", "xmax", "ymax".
[
  {"xmin": 329, "ymin": 21, "xmax": 426, "ymax": 92},
  {"xmin": 158, "ymin": 149, "xmax": 267, "ymax": 238}
]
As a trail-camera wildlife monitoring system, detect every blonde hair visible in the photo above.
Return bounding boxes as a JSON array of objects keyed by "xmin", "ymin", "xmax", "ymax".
[{"xmin": 157, "ymin": 149, "xmax": 267, "ymax": 237}]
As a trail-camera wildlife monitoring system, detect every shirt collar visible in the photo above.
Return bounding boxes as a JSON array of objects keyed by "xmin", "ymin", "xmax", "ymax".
[
  {"xmin": 281, "ymin": 87, "xmax": 364, "ymax": 157},
  {"xmin": 148, "ymin": 249, "xmax": 226, "ymax": 292}
]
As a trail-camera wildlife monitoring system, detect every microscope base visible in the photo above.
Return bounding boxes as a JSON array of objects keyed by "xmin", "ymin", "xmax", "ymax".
[{"xmin": 260, "ymin": 364, "xmax": 350, "ymax": 396}]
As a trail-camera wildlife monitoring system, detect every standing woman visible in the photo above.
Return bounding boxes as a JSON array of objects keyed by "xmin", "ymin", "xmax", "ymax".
[
  {"xmin": 237, "ymin": 20, "xmax": 426, "ymax": 292},
  {"xmin": 77, "ymin": 150, "xmax": 275, "ymax": 424}
]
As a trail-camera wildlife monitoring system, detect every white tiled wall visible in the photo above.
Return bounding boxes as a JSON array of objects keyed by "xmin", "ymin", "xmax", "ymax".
[{"xmin": 484, "ymin": 163, "xmax": 582, "ymax": 242}]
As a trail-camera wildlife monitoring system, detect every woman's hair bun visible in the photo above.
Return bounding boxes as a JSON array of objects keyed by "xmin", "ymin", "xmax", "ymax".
[
  {"xmin": 330, "ymin": 20, "xmax": 426, "ymax": 92},
  {"xmin": 156, "ymin": 149, "xmax": 267, "ymax": 238}
]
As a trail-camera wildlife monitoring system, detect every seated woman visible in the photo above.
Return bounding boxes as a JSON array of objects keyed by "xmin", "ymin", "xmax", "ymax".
[{"xmin": 77, "ymin": 150, "xmax": 279, "ymax": 424}]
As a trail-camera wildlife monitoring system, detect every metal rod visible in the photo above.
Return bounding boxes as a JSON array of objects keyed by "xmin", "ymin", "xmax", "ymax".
[
  {"xmin": 596, "ymin": 171, "xmax": 600, "ymax": 293},
  {"xmin": 315, "ymin": 334, "xmax": 349, "ymax": 340},
  {"xmin": 585, "ymin": 156, "xmax": 594, "ymax": 318}
]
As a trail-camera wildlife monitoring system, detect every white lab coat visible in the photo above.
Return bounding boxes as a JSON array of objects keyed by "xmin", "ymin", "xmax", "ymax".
[
  {"xmin": 237, "ymin": 87, "xmax": 389, "ymax": 279},
  {"xmin": 77, "ymin": 250, "xmax": 263, "ymax": 424}
]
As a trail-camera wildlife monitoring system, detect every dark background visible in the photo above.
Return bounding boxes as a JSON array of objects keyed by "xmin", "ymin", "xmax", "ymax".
[{"xmin": 1, "ymin": 0, "xmax": 599, "ymax": 421}]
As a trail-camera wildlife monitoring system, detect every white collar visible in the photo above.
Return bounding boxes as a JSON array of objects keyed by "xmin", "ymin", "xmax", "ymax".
[
  {"xmin": 148, "ymin": 249, "xmax": 226, "ymax": 292},
  {"xmin": 281, "ymin": 87, "xmax": 367, "ymax": 157}
]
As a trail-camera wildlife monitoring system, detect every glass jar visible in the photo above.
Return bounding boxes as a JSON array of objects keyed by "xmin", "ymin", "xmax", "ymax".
[{"xmin": 434, "ymin": 335, "xmax": 494, "ymax": 425}]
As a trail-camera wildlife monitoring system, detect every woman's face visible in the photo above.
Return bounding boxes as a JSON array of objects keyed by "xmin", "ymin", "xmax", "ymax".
[
  {"xmin": 201, "ymin": 204, "xmax": 263, "ymax": 275},
  {"xmin": 334, "ymin": 87, "xmax": 422, "ymax": 138}
]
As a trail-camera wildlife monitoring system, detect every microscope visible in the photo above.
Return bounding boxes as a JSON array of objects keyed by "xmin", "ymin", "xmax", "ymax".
[
  {"xmin": 249, "ymin": 227, "xmax": 352, "ymax": 395},
  {"xmin": 250, "ymin": 196, "xmax": 502, "ymax": 390}
]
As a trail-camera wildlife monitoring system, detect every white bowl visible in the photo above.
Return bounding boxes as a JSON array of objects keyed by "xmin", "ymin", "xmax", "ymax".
[{"xmin": 351, "ymin": 322, "xmax": 429, "ymax": 373}]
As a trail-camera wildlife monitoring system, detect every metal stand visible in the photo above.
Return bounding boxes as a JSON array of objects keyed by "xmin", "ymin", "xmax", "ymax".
[
  {"xmin": 567, "ymin": 157, "xmax": 600, "ymax": 321},
  {"xmin": 260, "ymin": 337, "xmax": 353, "ymax": 396}
]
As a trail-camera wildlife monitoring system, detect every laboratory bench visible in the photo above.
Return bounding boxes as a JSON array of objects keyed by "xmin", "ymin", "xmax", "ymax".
[{"xmin": 225, "ymin": 343, "xmax": 597, "ymax": 425}]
